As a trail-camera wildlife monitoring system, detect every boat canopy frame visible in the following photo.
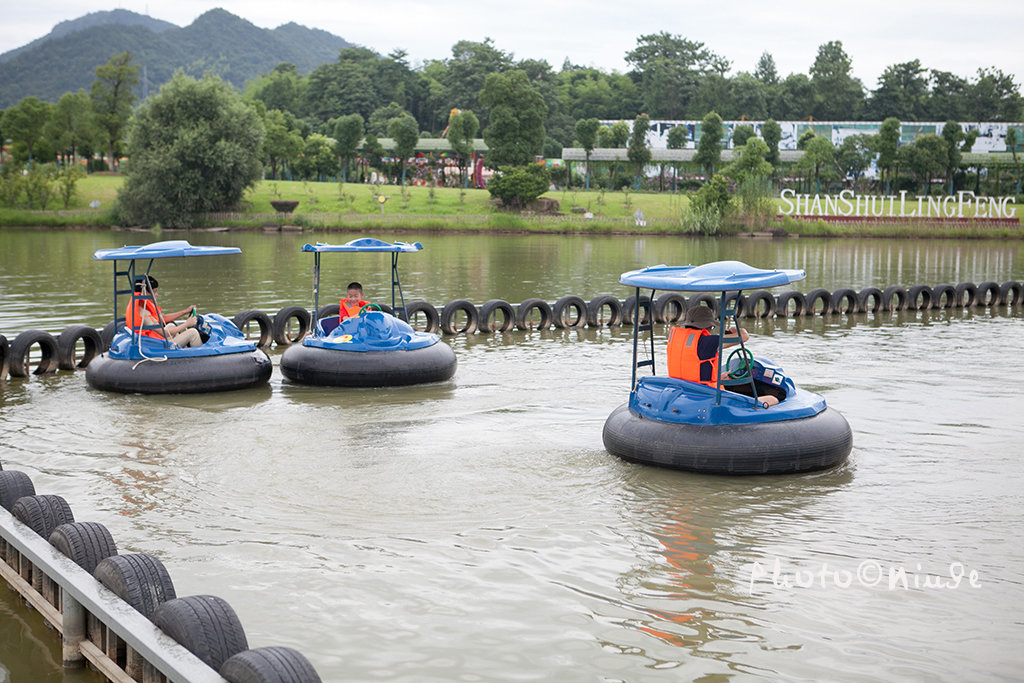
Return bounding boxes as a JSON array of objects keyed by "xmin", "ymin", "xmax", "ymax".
[
  {"xmin": 301, "ymin": 239, "xmax": 424, "ymax": 324},
  {"xmin": 619, "ymin": 261, "xmax": 806, "ymax": 408},
  {"xmin": 93, "ymin": 240, "xmax": 242, "ymax": 350}
]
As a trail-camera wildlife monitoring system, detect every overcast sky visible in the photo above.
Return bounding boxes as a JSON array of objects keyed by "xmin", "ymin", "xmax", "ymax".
[{"xmin": 3, "ymin": 0, "xmax": 1023, "ymax": 90}]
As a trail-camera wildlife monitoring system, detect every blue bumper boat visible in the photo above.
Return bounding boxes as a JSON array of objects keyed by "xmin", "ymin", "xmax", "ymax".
[
  {"xmin": 85, "ymin": 240, "xmax": 272, "ymax": 394},
  {"xmin": 279, "ymin": 239, "xmax": 456, "ymax": 387},
  {"xmin": 603, "ymin": 261, "xmax": 852, "ymax": 475}
]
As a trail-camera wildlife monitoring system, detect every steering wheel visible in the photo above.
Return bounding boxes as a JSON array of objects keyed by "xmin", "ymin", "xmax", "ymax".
[
  {"xmin": 726, "ymin": 347, "xmax": 754, "ymax": 380},
  {"xmin": 358, "ymin": 303, "xmax": 382, "ymax": 315}
]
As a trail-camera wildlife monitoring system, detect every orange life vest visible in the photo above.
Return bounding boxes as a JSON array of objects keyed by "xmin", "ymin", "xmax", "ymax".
[
  {"xmin": 339, "ymin": 299, "xmax": 370, "ymax": 320},
  {"xmin": 125, "ymin": 297, "xmax": 163, "ymax": 339},
  {"xmin": 666, "ymin": 327, "xmax": 718, "ymax": 387}
]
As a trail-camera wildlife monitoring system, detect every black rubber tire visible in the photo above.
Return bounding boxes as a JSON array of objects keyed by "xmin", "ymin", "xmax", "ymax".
[
  {"xmin": 552, "ymin": 296, "xmax": 588, "ymax": 329},
  {"xmin": 440, "ymin": 300, "xmax": 479, "ymax": 335},
  {"xmin": 280, "ymin": 341, "xmax": 457, "ymax": 387},
  {"xmin": 930, "ymin": 284, "xmax": 956, "ymax": 309},
  {"xmin": 220, "ymin": 646, "xmax": 322, "ymax": 683},
  {"xmin": 515, "ymin": 298, "xmax": 553, "ymax": 331},
  {"xmin": 586, "ymin": 295, "xmax": 624, "ymax": 328},
  {"xmin": 56, "ymin": 324, "xmax": 103, "ymax": 371},
  {"xmin": 272, "ymin": 306, "xmax": 312, "ymax": 346},
  {"xmin": 998, "ymin": 281, "xmax": 1022, "ymax": 306},
  {"xmin": 856, "ymin": 286, "xmax": 885, "ymax": 313},
  {"xmin": 374, "ymin": 303, "xmax": 395, "ymax": 316},
  {"xmin": 99, "ymin": 321, "xmax": 118, "ymax": 353},
  {"xmin": 742, "ymin": 290, "xmax": 775, "ymax": 319},
  {"xmin": 907, "ymin": 284, "xmax": 933, "ymax": 311},
  {"xmin": 603, "ymin": 403, "xmax": 853, "ymax": 475},
  {"xmin": 0, "ymin": 333, "xmax": 8, "ymax": 381},
  {"xmin": 954, "ymin": 282, "xmax": 978, "ymax": 307},
  {"xmin": 478, "ymin": 300, "xmax": 515, "ymax": 333},
  {"xmin": 48, "ymin": 521, "xmax": 118, "ymax": 575},
  {"xmin": 653, "ymin": 293, "xmax": 688, "ymax": 324},
  {"xmin": 0, "ymin": 470, "xmax": 35, "ymax": 511},
  {"xmin": 314, "ymin": 304, "xmax": 340, "ymax": 321},
  {"xmin": 831, "ymin": 288, "xmax": 859, "ymax": 314},
  {"xmin": 151, "ymin": 595, "xmax": 249, "ymax": 672},
  {"xmin": 8, "ymin": 329, "xmax": 59, "ymax": 377},
  {"xmin": 881, "ymin": 286, "xmax": 909, "ymax": 312},
  {"xmin": 775, "ymin": 290, "xmax": 808, "ymax": 317},
  {"xmin": 86, "ymin": 350, "xmax": 272, "ymax": 395},
  {"xmin": 622, "ymin": 295, "xmax": 652, "ymax": 326},
  {"xmin": 975, "ymin": 281, "xmax": 1001, "ymax": 307},
  {"xmin": 686, "ymin": 292, "xmax": 719, "ymax": 317},
  {"xmin": 12, "ymin": 494, "xmax": 74, "ymax": 539},
  {"xmin": 233, "ymin": 310, "xmax": 273, "ymax": 348},
  {"xmin": 94, "ymin": 553, "xmax": 176, "ymax": 620},
  {"xmin": 402, "ymin": 301, "xmax": 440, "ymax": 334},
  {"xmin": 804, "ymin": 288, "xmax": 834, "ymax": 316},
  {"xmin": 721, "ymin": 291, "xmax": 746, "ymax": 319}
]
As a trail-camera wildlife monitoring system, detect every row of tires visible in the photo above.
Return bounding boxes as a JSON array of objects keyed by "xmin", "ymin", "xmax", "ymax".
[
  {"xmin": 0, "ymin": 462, "xmax": 322, "ymax": 683},
  {"xmin": 210, "ymin": 280, "xmax": 1024, "ymax": 341},
  {"xmin": 2, "ymin": 280, "xmax": 1022, "ymax": 379}
]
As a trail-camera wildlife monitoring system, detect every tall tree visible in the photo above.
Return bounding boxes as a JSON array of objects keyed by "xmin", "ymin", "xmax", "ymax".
[
  {"xmin": 898, "ymin": 134, "xmax": 947, "ymax": 196},
  {"xmin": 117, "ymin": 71, "xmax": 264, "ymax": 227},
  {"xmin": 731, "ymin": 124, "xmax": 756, "ymax": 148},
  {"xmin": 387, "ymin": 114, "xmax": 419, "ymax": 185},
  {"xmin": 940, "ymin": 121, "xmax": 965, "ymax": 195},
  {"xmin": 624, "ymin": 32, "xmax": 729, "ymax": 119},
  {"xmin": 967, "ymin": 68, "xmax": 1023, "ymax": 122},
  {"xmin": 796, "ymin": 135, "xmax": 837, "ymax": 193},
  {"xmin": 245, "ymin": 63, "xmax": 306, "ymax": 116},
  {"xmin": 694, "ymin": 111, "xmax": 723, "ymax": 179},
  {"xmin": 627, "ymin": 114, "xmax": 652, "ymax": 187},
  {"xmin": 1005, "ymin": 127, "xmax": 1023, "ymax": 194},
  {"xmin": 597, "ymin": 121, "xmax": 630, "ymax": 148},
  {"xmin": 876, "ymin": 117, "xmax": 901, "ymax": 194},
  {"xmin": 262, "ymin": 109, "xmax": 303, "ymax": 180},
  {"xmin": 44, "ymin": 90, "xmax": 96, "ymax": 165},
  {"xmin": 446, "ymin": 109, "xmax": 480, "ymax": 187},
  {"xmin": 835, "ymin": 134, "xmax": 874, "ymax": 193},
  {"xmin": 2, "ymin": 96, "xmax": 52, "ymax": 161},
  {"xmin": 761, "ymin": 119, "xmax": 782, "ymax": 167},
  {"xmin": 867, "ymin": 60, "xmax": 928, "ymax": 121},
  {"xmin": 574, "ymin": 117, "xmax": 600, "ymax": 189},
  {"xmin": 770, "ymin": 73, "xmax": 816, "ymax": 120},
  {"xmin": 809, "ymin": 41, "xmax": 864, "ymax": 120},
  {"xmin": 331, "ymin": 113, "xmax": 365, "ymax": 182},
  {"xmin": 731, "ymin": 73, "xmax": 768, "ymax": 120},
  {"xmin": 91, "ymin": 52, "xmax": 139, "ymax": 171},
  {"xmin": 754, "ymin": 51, "xmax": 779, "ymax": 86},
  {"xmin": 479, "ymin": 70, "xmax": 548, "ymax": 167},
  {"xmin": 926, "ymin": 70, "xmax": 969, "ymax": 121},
  {"xmin": 444, "ymin": 38, "xmax": 513, "ymax": 124}
]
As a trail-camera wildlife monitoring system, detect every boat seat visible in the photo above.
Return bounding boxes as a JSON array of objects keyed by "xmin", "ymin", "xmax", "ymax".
[{"xmin": 321, "ymin": 316, "xmax": 341, "ymax": 335}]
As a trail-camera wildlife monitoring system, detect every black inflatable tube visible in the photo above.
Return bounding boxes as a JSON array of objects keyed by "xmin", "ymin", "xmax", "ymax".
[
  {"xmin": 280, "ymin": 342, "xmax": 457, "ymax": 387},
  {"xmin": 603, "ymin": 403, "xmax": 852, "ymax": 475},
  {"xmin": 85, "ymin": 351, "xmax": 272, "ymax": 394}
]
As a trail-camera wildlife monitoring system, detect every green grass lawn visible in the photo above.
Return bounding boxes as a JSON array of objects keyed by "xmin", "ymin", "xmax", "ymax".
[{"xmin": 2, "ymin": 174, "xmax": 1020, "ymax": 238}]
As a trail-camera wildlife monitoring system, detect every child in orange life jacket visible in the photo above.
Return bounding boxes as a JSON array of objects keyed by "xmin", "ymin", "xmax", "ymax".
[
  {"xmin": 666, "ymin": 305, "xmax": 780, "ymax": 407},
  {"xmin": 125, "ymin": 276, "xmax": 203, "ymax": 348},
  {"xmin": 339, "ymin": 282, "xmax": 370, "ymax": 320}
]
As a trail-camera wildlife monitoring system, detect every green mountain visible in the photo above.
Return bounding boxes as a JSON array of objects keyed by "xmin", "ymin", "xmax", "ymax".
[
  {"xmin": 0, "ymin": 8, "xmax": 351, "ymax": 108},
  {"xmin": 0, "ymin": 9, "xmax": 177, "ymax": 63}
]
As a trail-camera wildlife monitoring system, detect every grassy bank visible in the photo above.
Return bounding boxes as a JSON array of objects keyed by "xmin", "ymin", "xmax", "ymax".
[{"xmin": 3, "ymin": 175, "xmax": 1021, "ymax": 238}]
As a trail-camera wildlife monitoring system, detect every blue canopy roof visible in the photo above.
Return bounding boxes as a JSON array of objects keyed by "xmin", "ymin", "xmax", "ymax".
[
  {"xmin": 301, "ymin": 239, "xmax": 423, "ymax": 253},
  {"xmin": 93, "ymin": 240, "xmax": 241, "ymax": 261},
  {"xmin": 620, "ymin": 261, "xmax": 806, "ymax": 291}
]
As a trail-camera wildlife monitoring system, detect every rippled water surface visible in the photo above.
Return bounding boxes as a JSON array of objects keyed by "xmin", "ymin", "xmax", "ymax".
[{"xmin": 2, "ymin": 229, "xmax": 1024, "ymax": 682}]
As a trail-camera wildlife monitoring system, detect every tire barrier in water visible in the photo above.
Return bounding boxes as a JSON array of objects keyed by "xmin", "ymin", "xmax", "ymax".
[
  {"xmin": 2, "ymin": 281, "xmax": 1022, "ymax": 369},
  {"xmin": 515, "ymin": 298, "xmax": 553, "ymax": 331},
  {"xmin": 775, "ymin": 290, "xmax": 807, "ymax": 317},
  {"xmin": 0, "ymin": 462, "xmax": 324, "ymax": 683},
  {"xmin": 552, "ymin": 295, "xmax": 588, "ymax": 329},
  {"xmin": 479, "ymin": 299, "xmax": 515, "ymax": 333}
]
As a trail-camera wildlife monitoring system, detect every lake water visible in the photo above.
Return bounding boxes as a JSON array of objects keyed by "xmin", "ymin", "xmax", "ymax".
[{"xmin": 2, "ymin": 229, "xmax": 1023, "ymax": 682}]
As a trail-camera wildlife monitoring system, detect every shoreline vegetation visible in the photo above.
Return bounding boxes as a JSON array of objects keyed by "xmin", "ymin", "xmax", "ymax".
[{"xmin": 2, "ymin": 175, "xmax": 1022, "ymax": 238}]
